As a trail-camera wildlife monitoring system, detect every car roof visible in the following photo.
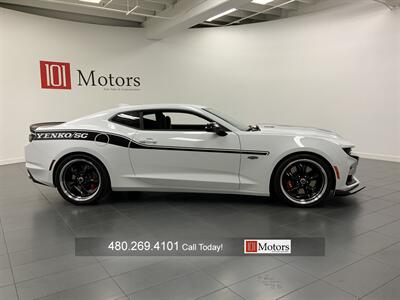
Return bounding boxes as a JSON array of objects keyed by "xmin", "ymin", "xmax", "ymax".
[
  {"xmin": 90, "ymin": 104, "xmax": 207, "ymax": 117},
  {"xmin": 111, "ymin": 103, "xmax": 206, "ymax": 113},
  {"xmin": 64, "ymin": 104, "xmax": 209, "ymax": 126}
]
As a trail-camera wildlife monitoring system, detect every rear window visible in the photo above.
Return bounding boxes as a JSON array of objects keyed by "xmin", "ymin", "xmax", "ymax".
[{"xmin": 111, "ymin": 111, "xmax": 141, "ymax": 129}]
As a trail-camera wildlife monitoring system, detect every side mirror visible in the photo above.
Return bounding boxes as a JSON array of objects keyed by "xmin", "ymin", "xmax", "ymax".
[{"xmin": 205, "ymin": 122, "xmax": 227, "ymax": 136}]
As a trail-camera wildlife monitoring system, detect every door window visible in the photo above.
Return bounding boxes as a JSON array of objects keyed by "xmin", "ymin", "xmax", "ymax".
[{"xmin": 142, "ymin": 110, "xmax": 210, "ymax": 131}]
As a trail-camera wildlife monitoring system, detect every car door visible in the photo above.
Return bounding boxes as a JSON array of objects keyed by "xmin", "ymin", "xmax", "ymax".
[{"xmin": 128, "ymin": 109, "xmax": 241, "ymax": 191}]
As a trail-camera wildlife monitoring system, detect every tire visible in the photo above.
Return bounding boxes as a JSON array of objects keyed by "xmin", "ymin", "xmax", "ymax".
[
  {"xmin": 54, "ymin": 153, "xmax": 111, "ymax": 205},
  {"xmin": 272, "ymin": 153, "xmax": 335, "ymax": 207}
]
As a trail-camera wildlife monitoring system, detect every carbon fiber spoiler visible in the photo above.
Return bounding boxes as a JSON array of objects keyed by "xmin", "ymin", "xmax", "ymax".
[{"xmin": 30, "ymin": 122, "xmax": 65, "ymax": 133}]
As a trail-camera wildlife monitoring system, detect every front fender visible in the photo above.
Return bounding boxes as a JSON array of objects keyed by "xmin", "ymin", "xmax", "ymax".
[{"xmin": 238, "ymin": 134, "xmax": 348, "ymax": 194}]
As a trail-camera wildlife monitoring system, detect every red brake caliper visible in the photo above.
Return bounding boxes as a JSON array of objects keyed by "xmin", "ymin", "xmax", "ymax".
[{"xmin": 286, "ymin": 180, "xmax": 293, "ymax": 189}]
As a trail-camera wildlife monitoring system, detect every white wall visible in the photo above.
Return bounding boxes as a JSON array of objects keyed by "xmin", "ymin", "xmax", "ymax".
[{"xmin": 1, "ymin": 0, "xmax": 399, "ymax": 164}]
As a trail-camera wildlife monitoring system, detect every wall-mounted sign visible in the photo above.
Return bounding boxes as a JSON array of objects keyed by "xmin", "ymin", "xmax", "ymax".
[
  {"xmin": 39, "ymin": 60, "xmax": 141, "ymax": 91},
  {"xmin": 40, "ymin": 61, "xmax": 71, "ymax": 90},
  {"xmin": 77, "ymin": 70, "xmax": 141, "ymax": 89}
]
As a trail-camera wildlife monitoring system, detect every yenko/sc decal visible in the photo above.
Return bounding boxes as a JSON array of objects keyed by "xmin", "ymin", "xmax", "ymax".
[{"xmin": 35, "ymin": 132, "xmax": 89, "ymax": 140}]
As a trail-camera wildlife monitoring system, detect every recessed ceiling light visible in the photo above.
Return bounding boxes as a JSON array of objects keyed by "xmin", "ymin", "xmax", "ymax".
[
  {"xmin": 206, "ymin": 8, "xmax": 237, "ymax": 22},
  {"xmin": 79, "ymin": 0, "xmax": 102, "ymax": 3},
  {"xmin": 251, "ymin": 0, "xmax": 274, "ymax": 4}
]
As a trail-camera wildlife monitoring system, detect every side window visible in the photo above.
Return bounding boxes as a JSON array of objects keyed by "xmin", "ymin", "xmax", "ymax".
[
  {"xmin": 142, "ymin": 112, "xmax": 164, "ymax": 130},
  {"xmin": 111, "ymin": 111, "xmax": 141, "ymax": 129},
  {"xmin": 164, "ymin": 112, "xmax": 208, "ymax": 130},
  {"xmin": 141, "ymin": 110, "xmax": 210, "ymax": 131}
]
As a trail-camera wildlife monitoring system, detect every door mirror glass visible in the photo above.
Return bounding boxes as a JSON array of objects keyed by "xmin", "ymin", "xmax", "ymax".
[{"xmin": 205, "ymin": 122, "xmax": 227, "ymax": 136}]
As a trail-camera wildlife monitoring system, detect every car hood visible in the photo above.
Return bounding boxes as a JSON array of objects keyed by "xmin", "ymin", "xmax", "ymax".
[{"xmin": 257, "ymin": 123, "xmax": 354, "ymax": 147}]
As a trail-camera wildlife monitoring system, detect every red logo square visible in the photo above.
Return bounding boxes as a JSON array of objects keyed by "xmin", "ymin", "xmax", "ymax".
[
  {"xmin": 40, "ymin": 60, "xmax": 71, "ymax": 89},
  {"xmin": 245, "ymin": 240, "xmax": 258, "ymax": 253}
]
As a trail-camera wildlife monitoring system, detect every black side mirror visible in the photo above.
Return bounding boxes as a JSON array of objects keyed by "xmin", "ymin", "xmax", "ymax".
[{"xmin": 205, "ymin": 122, "xmax": 227, "ymax": 136}]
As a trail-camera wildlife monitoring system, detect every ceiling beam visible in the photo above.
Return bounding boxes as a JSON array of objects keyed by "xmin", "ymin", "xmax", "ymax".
[
  {"xmin": 230, "ymin": 9, "xmax": 268, "ymax": 20},
  {"xmin": 108, "ymin": 0, "xmax": 167, "ymax": 12},
  {"xmin": 269, "ymin": 0, "xmax": 298, "ymax": 10},
  {"xmin": 144, "ymin": 0, "xmax": 251, "ymax": 39},
  {"xmin": 240, "ymin": 3, "xmax": 281, "ymax": 15},
  {"xmin": 126, "ymin": 6, "xmax": 158, "ymax": 17},
  {"xmin": 0, "ymin": 0, "xmax": 146, "ymax": 22},
  {"xmin": 137, "ymin": 0, "xmax": 166, "ymax": 12},
  {"xmin": 213, "ymin": 15, "xmax": 239, "ymax": 22},
  {"xmin": 146, "ymin": 0, "xmax": 176, "ymax": 6},
  {"xmin": 0, "ymin": 2, "xmax": 143, "ymax": 26},
  {"xmin": 296, "ymin": 0, "xmax": 315, "ymax": 3},
  {"xmin": 225, "ymin": 0, "xmax": 297, "ymax": 25},
  {"xmin": 243, "ymin": 0, "xmax": 297, "ymax": 10}
]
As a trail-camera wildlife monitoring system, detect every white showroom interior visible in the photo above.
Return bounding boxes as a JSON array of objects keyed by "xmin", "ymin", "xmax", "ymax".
[
  {"xmin": 0, "ymin": 1, "xmax": 400, "ymax": 300},
  {"xmin": 0, "ymin": 0, "xmax": 399, "ymax": 164}
]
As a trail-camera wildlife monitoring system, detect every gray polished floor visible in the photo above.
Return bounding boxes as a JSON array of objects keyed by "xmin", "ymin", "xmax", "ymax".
[{"xmin": 0, "ymin": 159, "xmax": 399, "ymax": 300}]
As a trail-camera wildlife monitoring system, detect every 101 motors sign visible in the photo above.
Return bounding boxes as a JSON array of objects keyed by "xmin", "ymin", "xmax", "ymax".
[{"xmin": 39, "ymin": 60, "xmax": 141, "ymax": 91}]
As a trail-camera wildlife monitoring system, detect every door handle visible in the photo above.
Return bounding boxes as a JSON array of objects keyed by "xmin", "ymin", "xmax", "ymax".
[{"xmin": 139, "ymin": 139, "xmax": 157, "ymax": 144}]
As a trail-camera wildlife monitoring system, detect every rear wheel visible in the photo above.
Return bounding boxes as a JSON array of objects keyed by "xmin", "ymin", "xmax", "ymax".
[
  {"xmin": 272, "ymin": 154, "xmax": 335, "ymax": 207},
  {"xmin": 55, "ymin": 154, "xmax": 110, "ymax": 205}
]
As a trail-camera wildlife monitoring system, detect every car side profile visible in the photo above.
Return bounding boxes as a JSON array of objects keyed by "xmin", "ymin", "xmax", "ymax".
[{"xmin": 25, "ymin": 104, "xmax": 362, "ymax": 207}]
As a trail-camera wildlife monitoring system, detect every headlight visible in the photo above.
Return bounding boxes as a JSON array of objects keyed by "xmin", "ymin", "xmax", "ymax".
[
  {"xmin": 343, "ymin": 147, "xmax": 359, "ymax": 160},
  {"xmin": 342, "ymin": 147, "xmax": 352, "ymax": 156}
]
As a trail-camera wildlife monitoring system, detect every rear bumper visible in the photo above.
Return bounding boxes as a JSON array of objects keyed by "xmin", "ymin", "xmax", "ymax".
[
  {"xmin": 25, "ymin": 142, "xmax": 55, "ymax": 187},
  {"xmin": 27, "ymin": 169, "xmax": 50, "ymax": 187}
]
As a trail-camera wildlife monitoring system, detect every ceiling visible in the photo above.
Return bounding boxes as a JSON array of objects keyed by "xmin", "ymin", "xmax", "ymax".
[
  {"xmin": 0, "ymin": 0, "xmax": 319, "ymax": 27},
  {"xmin": 0, "ymin": 0, "xmax": 398, "ymax": 39}
]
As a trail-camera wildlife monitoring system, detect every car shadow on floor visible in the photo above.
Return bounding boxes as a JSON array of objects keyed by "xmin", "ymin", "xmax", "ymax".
[
  {"xmin": 107, "ymin": 190, "xmax": 362, "ymax": 211},
  {"xmin": 108, "ymin": 191, "xmax": 281, "ymax": 207}
]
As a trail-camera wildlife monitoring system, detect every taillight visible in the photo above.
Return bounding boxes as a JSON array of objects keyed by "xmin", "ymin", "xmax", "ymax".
[{"xmin": 29, "ymin": 133, "xmax": 35, "ymax": 142}]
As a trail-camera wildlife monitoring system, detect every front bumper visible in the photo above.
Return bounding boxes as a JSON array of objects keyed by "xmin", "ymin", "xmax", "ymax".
[
  {"xmin": 336, "ymin": 176, "xmax": 365, "ymax": 195},
  {"xmin": 336, "ymin": 154, "xmax": 365, "ymax": 195}
]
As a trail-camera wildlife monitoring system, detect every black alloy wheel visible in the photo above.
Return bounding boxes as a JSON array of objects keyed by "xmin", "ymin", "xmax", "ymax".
[
  {"xmin": 55, "ymin": 154, "xmax": 110, "ymax": 205},
  {"xmin": 273, "ymin": 154, "xmax": 335, "ymax": 207}
]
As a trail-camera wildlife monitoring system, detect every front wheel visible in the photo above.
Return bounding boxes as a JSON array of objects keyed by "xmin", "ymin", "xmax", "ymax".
[
  {"xmin": 272, "ymin": 154, "xmax": 335, "ymax": 207},
  {"xmin": 54, "ymin": 154, "xmax": 110, "ymax": 205}
]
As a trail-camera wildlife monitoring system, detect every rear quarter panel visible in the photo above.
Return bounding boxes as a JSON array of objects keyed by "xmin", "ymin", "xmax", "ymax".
[{"xmin": 25, "ymin": 136, "xmax": 133, "ymax": 188}]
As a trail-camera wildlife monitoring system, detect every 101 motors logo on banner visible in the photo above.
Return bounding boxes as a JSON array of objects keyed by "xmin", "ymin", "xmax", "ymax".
[
  {"xmin": 39, "ymin": 60, "xmax": 141, "ymax": 90},
  {"xmin": 244, "ymin": 239, "xmax": 291, "ymax": 255}
]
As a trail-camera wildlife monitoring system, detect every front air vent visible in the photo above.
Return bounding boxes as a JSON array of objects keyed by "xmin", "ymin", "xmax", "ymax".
[{"xmin": 346, "ymin": 175, "xmax": 356, "ymax": 185}]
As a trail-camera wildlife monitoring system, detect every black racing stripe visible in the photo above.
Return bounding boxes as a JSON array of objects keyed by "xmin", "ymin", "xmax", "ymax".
[
  {"xmin": 129, "ymin": 144, "xmax": 268, "ymax": 155},
  {"xmin": 33, "ymin": 130, "xmax": 269, "ymax": 156},
  {"xmin": 128, "ymin": 142, "xmax": 269, "ymax": 155},
  {"xmin": 108, "ymin": 135, "xmax": 131, "ymax": 148}
]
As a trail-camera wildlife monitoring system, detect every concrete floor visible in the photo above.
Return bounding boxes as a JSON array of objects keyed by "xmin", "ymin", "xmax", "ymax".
[{"xmin": 0, "ymin": 159, "xmax": 399, "ymax": 300}]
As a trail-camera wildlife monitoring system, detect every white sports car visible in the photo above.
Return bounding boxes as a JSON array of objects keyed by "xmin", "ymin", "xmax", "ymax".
[{"xmin": 25, "ymin": 104, "xmax": 362, "ymax": 207}]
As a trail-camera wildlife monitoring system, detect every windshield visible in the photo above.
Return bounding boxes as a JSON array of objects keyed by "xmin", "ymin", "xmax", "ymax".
[{"xmin": 203, "ymin": 108, "xmax": 250, "ymax": 131}]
